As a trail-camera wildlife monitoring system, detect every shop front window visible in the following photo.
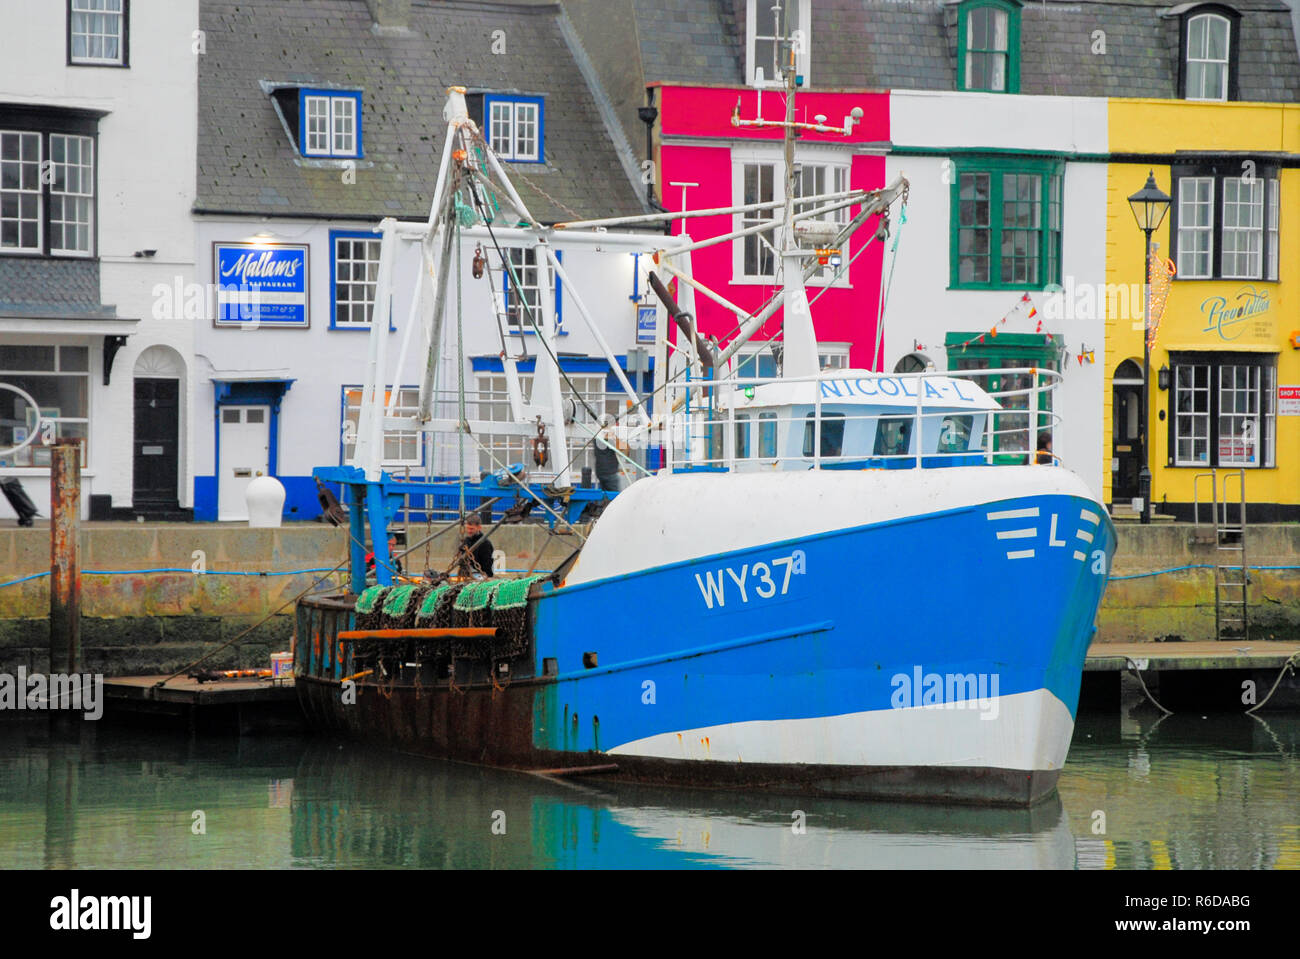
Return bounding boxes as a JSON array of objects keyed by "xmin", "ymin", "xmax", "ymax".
[
  {"xmin": 1169, "ymin": 353, "xmax": 1275, "ymax": 468},
  {"xmin": 0, "ymin": 345, "xmax": 91, "ymax": 467}
]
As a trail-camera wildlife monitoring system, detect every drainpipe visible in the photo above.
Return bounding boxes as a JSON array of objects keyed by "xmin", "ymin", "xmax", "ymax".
[{"xmin": 638, "ymin": 90, "xmax": 671, "ymax": 236}]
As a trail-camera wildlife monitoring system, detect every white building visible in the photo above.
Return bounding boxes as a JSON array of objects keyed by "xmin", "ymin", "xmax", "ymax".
[
  {"xmin": 0, "ymin": 0, "xmax": 200, "ymax": 521},
  {"xmin": 884, "ymin": 91, "xmax": 1111, "ymax": 499},
  {"xmin": 190, "ymin": 0, "xmax": 650, "ymax": 521}
]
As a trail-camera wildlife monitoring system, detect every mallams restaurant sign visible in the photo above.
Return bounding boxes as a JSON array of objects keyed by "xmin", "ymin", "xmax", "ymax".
[
  {"xmin": 1200, "ymin": 285, "xmax": 1271, "ymax": 342},
  {"xmin": 213, "ymin": 243, "xmax": 310, "ymax": 327}
]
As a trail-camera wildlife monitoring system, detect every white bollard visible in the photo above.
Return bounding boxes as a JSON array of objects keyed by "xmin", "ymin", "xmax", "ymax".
[{"xmin": 245, "ymin": 475, "xmax": 286, "ymax": 528}]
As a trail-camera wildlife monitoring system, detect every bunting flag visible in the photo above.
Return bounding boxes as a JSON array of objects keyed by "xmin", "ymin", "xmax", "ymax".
[{"xmin": 950, "ymin": 293, "xmax": 1049, "ymax": 354}]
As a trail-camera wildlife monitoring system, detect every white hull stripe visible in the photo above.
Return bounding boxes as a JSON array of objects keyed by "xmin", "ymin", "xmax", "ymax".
[
  {"xmin": 996, "ymin": 528, "xmax": 1036, "ymax": 540},
  {"xmin": 606, "ymin": 689, "xmax": 1075, "ymax": 772},
  {"xmin": 1007, "ymin": 549, "xmax": 1035, "ymax": 560},
  {"xmin": 987, "ymin": 507, "xmax": 1040, "ymax": 522}
]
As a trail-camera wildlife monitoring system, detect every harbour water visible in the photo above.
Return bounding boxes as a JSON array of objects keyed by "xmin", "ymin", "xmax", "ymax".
[{"xmin": 1, "ymin": 709, "xmax": 1297, "ymax": 870}]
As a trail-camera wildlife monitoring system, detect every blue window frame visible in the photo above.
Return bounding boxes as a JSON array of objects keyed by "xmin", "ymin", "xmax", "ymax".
[
  {"xmin": 484, "ymin": 95, "xmax": 544, "ymax": 163},
  {"xmin": 329, "ymin": 228, "xmax": 381, "ymax": 329},
  {"xmin": 501, "ymin": 247, "xmax": 564, "ymax": 334},
  {"xmin": 299, "ymin": 89, "xmax": 363, "ymax": 159}
]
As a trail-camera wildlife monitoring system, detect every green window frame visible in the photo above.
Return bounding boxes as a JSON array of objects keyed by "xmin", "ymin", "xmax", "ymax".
[
  {"xmin": 949, "ymin": 156, "xmax": 1063, "ymax": 290},
  {"xmin": 957, "ymin": 0, "xmax": 1021, "ymax": 93},
  {"xmin": 944, "ymin": 332, "xmax": 1062, "ymax": 464}
]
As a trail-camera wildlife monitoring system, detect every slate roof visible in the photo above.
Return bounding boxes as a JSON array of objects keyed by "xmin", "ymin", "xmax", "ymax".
[
  {"xmin": 629, "ymin": 0, "xmax": 1300, "ymax": 100},
  {"xmin": 196, "ymin": 0, "xmax": 645, "ymax": 223},
  {"xmin": 633, "ymin": 0, "xmax": 744, "ymax": 84},
  {"xmin": 0, "ymin": 259, "xmax": 117, "ymax": 319}
]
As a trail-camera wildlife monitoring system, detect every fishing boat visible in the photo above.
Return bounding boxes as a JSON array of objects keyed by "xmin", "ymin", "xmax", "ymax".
[{"xmin": 294, "ymin": 82, "xmax": 1115, "ymax": 807}]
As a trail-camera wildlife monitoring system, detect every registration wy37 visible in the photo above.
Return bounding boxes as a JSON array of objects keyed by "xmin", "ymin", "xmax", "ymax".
[{"xmin": 694, "ymin": 550, "xmax": 807, "ymax": 609}]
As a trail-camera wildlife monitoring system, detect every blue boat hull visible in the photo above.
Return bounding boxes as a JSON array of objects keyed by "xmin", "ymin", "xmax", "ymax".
[{"xmin": 296, "ymin": 486, "xmax": 1114, "ymax": 805}]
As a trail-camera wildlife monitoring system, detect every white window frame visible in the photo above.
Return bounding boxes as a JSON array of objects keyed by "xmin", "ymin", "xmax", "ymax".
[
  {"xmin": 732, "ymin": 149, "xmax": 852, "ymax": 286},
  {"xmin": 746, "ymin": 0, "xmax": 812, "ymax": 88},
  {"xmin": 0, "ymin": 131, "xmax": 43, "ymax": 254},
  {"xmin": 1173, "ymin": 363, "xmax": 1211, "ymax": 466},
  {"xmin": 1185, "ymin": 13, "xmax": 1230, "ymax": 102},
  {"xmin": 1220, "ymin": 177, "xmax": 1263, "ymax": 280},
  {"xmin": 302, "ymin": 94, "xmax": 360, "ymax": 159},
  {"xmin": 342, "ymin": 386, "xmax": 421, "ymax": 468},
  {"xmin": 332, "ymin": 233, "xmax": 382, "ymax": 327},
  {"xmin": 487, "ymin": 99, "xmax": 542, "ymax": 162},
  {"xmin": 1266, "ymin": 178, "xmax": 1279, "ymax": 281},
  {"xmin": 48, "ymin": 135, "xmax": 94, "ymax": 257},
  {"xmin": 500, "ymin": 246, "xmax": 560, "ymax": 332},
  {"xmin": 69, "ymin": 0, "xmax": 125, "ymax": 66},
  {"xmin": 475, "ymin": 372, "xmax": 608, "ymax": 474},
  {"xmin": 1176, "ymin": 177, "xmax": 1214, "ymax": 279}
]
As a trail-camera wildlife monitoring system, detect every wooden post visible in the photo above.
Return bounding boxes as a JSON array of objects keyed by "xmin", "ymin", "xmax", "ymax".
[{"xmin": 50, "ymin": 443, "xmax": 81, "ymax": 674}]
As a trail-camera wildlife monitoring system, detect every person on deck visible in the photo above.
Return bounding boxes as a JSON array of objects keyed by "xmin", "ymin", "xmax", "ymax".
[
  {"xmin": 1035, "ymin": 434, "xmax": 1054, "ymax": 465},
  {"xmin": 365, "ymin": 536, "xmax": 403, "ymax": 581},
  {"xmin": 457, "ymin": 514, "xmax": 495, "ymax": 577}
]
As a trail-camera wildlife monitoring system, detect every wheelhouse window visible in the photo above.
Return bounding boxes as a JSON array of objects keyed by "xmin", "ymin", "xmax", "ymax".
[
  {"xmin": 300, "ymin": 91, "xmax": 362, "ymax": 159},
  {"xmin": 958, "ymin": 0, "xmax": 1020, "ymax": 93},
  {"xmin": 1169, "ymin": 353, "xmax": 1275, "ymax": 468},
  {"xmin": 69, "ymin": 0, "xmax": 126, "ymax": 66},
  {"xmin": 1173, "ymin": 165, "xmax": 1279, "ymax": 280},
  {"xmin": 747, "ymin": 0, "xmax": 811, "ymax": 87},
  {"xmin": 802, "ymin": 412, "xmax": 845, "ymax": 458},
  {"xmin": 1183, "ymin": 11, "xmax": 1232, "ymax": 101},
  {"xmin": 1, "ymin": 124, "xmax": 96, "ymax": 257},
  {"xmin": 485, "ymin": 96, "xmax": 543, "ymax": 163},
  {"xmin": 951, "ymin": 158, "xmax": 1062, "ymax": 289}
]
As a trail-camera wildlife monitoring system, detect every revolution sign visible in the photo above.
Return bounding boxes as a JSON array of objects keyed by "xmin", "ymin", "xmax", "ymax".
[{"xmin": 213, "ymin": 243, "xmax": 310, "ymax": 327}]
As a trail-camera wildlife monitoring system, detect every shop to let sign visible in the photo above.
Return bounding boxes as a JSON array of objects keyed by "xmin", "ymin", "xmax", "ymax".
[{"xmin": 1280, "ymin": 385, "xmax": 1300, "ymax": 417}]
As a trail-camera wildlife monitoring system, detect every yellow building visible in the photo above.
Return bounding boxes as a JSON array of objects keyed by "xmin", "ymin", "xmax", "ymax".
[{"xmin": 1106, "ymin": 99, "xmax": 1300, "ymax": 520}]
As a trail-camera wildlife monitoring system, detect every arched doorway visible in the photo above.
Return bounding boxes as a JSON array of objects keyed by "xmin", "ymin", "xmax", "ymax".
[
  {"xmin": 1112, "ymin": 359, "xmax": 1143, "ymax": 502},
  {"xmin": 133, "ymin": 345, "xmax": 185, "ymax": 512}
]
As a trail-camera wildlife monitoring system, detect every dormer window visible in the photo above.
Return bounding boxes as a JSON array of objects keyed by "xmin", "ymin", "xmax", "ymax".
[
  {"xmin": 298, "ymin": 90, "xmax": 362, "ymax": 159},
  {"xmin": 746, "ymin": 0, "xmax": 811, "ymax": 87},
  {"xmin": 957, "ymin": 0, "xmax": 1020, "ymax": 93},
  {"xmin": 1183, "ymin": 10, "xmax": 1235, "ymax": 100},
  {"xmin": 485, "ymin": 96, "xmax": 543, "ymax": 163}
]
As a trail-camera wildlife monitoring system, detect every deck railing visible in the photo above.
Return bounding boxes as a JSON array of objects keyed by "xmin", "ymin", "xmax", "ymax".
[{"xmin": 659, "ymin": 367, "xmax": 1062, "ymax": 474}]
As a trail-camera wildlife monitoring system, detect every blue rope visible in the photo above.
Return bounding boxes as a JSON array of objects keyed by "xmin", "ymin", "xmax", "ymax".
[
  {"xmin": 1109, "ymin": 564, "xmax": 1300, "ymax": 581},
  {"xmin": 0, "ymin": 567, "xmax": 340, "ymax": 589}
]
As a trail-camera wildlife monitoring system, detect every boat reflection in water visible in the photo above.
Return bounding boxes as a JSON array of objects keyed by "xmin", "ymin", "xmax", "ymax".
[{"xmin": 289, "ymin": 742, "xmax": 1076, "ymax": 869}]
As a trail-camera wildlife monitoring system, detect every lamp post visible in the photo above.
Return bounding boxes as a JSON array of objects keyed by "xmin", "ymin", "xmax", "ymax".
[{"xmin": 1128, "ymin": 171, "xmax": 1172, "ymax": 524}]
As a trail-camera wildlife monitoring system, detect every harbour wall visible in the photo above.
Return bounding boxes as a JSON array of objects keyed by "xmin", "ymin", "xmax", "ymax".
[
  {"xmin": 0, "ymin": 523, "xmax": 566, "ymax": 675},
  {"xmin": 0, "ymin": 521, "xmax": 1296, "ymax": 675}
]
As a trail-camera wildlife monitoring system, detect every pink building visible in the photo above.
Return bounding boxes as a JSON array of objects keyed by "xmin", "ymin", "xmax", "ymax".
[{"xmin": 655, "ymin": 84, "xmax": 891, "ymax": 372}]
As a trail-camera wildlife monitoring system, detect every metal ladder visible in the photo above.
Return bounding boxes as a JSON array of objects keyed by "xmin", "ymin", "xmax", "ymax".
[{"xmin": 1193, "ymin": 470, "xmax": 1248, "ymax": 641}]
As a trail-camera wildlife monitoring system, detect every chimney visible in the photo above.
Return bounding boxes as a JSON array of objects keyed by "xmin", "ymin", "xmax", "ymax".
[{"xmin": 365, "ymin": 0, "xmax": 411, "ymax": 33}]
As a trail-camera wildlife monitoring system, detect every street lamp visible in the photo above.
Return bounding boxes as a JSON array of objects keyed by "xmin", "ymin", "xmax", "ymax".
[{"xmin": 1128, "ymin": 170, "xmax": 1172, "ymax": 525}]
